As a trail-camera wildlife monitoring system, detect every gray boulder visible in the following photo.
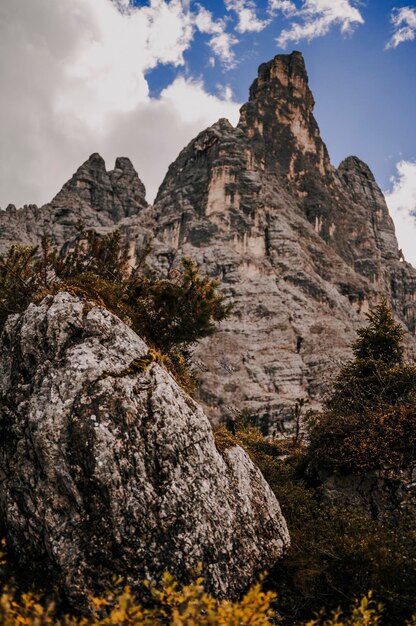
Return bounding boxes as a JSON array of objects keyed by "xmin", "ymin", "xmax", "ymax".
[{"xmin": 0, "ymin": 291, "xmax": 289, "ymax": 606}]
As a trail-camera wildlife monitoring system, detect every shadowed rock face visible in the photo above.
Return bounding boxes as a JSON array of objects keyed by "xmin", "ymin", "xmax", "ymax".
[
  {"xmin": 60, "ymin": 153, "xmax": 148, "ymax": 221},
  {"xmin": 0, "ymin": 51, "xmax": 415, "ymax": 429},
  {"xmin": 0, "ymin": 291, "xmax": 289, "ymax": 607},
  {"xmin": 317, "ymin": 465, "xmax": 416, "ymax": 521},
  {"xmin": 0, "ymin": 153, "xmax": 148, "ymax": 253},
  {"xmin": 238, "ymin": 51, "xmax": 331, "ymax": 181}
]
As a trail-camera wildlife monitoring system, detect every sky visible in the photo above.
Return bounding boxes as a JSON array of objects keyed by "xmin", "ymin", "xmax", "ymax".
[{"xmin": 0, "ymin": 0, "xmax": 415, "ymax": 263}]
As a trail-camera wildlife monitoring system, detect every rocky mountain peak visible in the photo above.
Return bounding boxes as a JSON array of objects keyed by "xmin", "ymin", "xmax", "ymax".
[
  {"xmin": 0, "ymin": 52, "xmax": 415, "ymax": 429},
  {"xmin": 0, "ymin": 154, "xmax": 149, "ymax": 254},
  {"xmin": 337, "ymin": 155, "xmax": 387, "ymax": 207},
  {"xmin": 238, "ymin": 51, "xmax": 330, "ymax": 179},
  {"xmin": 247, "ymin": 50, "xmax": 312, "ymax": 109},
  {"xmin": 109, "ymin": 156, "xmax": 148, "ymax": 218},
  {"xmin": 150, "ymin": 51, "xmax": 416, "ymax": 426},
  {"xmin": 59, "ymin": 152, "xmax": 107, "ymax": 202},
  {"xmin": 113, "ymin": 155, "xmax": 138, "ymax": 174},
  {"xmin": 57, "ymin": 153, "xmax": 148, "ymax": 221}
]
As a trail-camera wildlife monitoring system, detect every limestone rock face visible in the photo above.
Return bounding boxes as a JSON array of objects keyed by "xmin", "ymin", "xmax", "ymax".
[
  {"xmin": 150, "ymin": 51, "xmax": 416, "ymax": 427},
  {"xmin": 60, "ymin": 153, "xmax": 148, "ymax": 220},
  {"xmin": 0, "ymin": 154, "xmax": 148, "ymax": 253},
  {"xmin": 238, "ymin": 51, "xmax": 332, "ymax": 181},
  {"xmin": 0, "ymin": 51, "xmax": 415, "ymax": 429},
  {"xmin": 0, "ymin": 291, "xmax": 289, "ymax": 606}
]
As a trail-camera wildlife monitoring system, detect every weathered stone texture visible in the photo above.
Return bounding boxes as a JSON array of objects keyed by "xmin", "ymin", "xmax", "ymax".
[
  {"xmin": 0, "ymin": 51, "xmax": 415, "ymax": 429},
  {"xmin": 0, "ymin": 292, "xmax": 289, "ymax": 606},
  {"xmin": 317, "ymin": 466, "xmax": 416, "ymax": 520},
  {"xmin": 150, "ymin": 51, "xmax": 416, "ymax": 427}
]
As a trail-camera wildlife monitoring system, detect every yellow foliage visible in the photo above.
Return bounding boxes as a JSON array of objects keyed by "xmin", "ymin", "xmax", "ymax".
[
  {"xmin": 213, "ymin": 426, "xmax": 238, "ymax": 454},
  {"xmin": 302, "ymin": 594, "xmax": 383, "ymax": 626},
  {"xmin": 0, "ymin": 572, "xmax": 277, "ymax": 626}
]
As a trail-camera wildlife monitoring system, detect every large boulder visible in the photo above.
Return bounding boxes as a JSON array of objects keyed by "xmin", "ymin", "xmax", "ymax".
[{"xmin": 0, "ymin": 291, "xmax": 289, "ymax": 607}]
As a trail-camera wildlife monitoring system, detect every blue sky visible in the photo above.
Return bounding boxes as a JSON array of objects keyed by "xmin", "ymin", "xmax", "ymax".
[
  {"xmin": 144, "ymin": 0, "xmax": 416, "ymax": 190},
  {"xmin": 1, "ymin": 0, "xmax": 415, "ymax": 261}
]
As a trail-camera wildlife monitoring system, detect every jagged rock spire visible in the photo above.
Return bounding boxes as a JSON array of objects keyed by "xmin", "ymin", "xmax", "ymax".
[
  {"xmin": 238, "ymin": 51, "xmax": 331, "ymax": 179},
  {"xmin": 0, "ymin": 154, "xmax": 148, "ymax": 253},
  {"xmin": 152, "ymin": 51, "xmax": 416, "ymax": 426},
  {"xmin": 58, "ymin": 153, "xmax": 148, "ymax": 221}
]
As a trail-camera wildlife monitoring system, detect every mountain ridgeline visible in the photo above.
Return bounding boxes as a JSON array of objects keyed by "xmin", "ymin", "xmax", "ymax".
[{"xmin": 1, "ymin": 51, "xmax": 415, "ymax": 428}]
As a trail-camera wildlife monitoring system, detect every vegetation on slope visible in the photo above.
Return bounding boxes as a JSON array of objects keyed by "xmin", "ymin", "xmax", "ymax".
[
  {"xmin": 307, "ymin": 301, "xmax": 416, "ymax": 472},
  {"xmin": 1, "ymin": 235, "xmax": 416, "ymax": 626},
  {"xmin": 0, "ymin": 541, "xmax": 414, "ymax": 624},
  {"xmin": 233, "ymin": 303, "xmax": 416, "ymax": 624},
  {"xmin": 0, "ymin": 229, "xmax": 231, "ymax": 394}
]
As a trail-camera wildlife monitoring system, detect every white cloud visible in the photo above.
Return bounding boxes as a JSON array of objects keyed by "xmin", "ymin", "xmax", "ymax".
[
  {"xmin": 386, "ymin": 7, "xmax": 416, "ymax": 49},
  {"xmin": 225, "ymin": 0, "xmax": 271, "ymax": 34},
  {"xmin": 0, "ymin": 0, "xmax": 241, "ymax": 207},
  {"xmin": 55, "ymin": 0, "xmax": 195, "ymax": 130},
  {"xmin": 194, "ymin": 5, "xmax": 224, "ymax": 34},
  {"xmin": 275, "ymin": 0, "xmax": 364, "ymax": 48},
  {"xmin": 385, "ymin": 160, "xmax": 416, "ymax": 267},
  {"xmin": 158, "ymin": 76, "xmax": 240, "ymax": 124},
  {"xmin": 268, "ymin": 0, "xmax": 297, "ymax": 17},
  {"xmin": 209, "ymin": 32, "xmax": 239, "ymax": 67},
  {"xmin": 193, "ymin": 4, "xmax": 238, "ymax": 66}
]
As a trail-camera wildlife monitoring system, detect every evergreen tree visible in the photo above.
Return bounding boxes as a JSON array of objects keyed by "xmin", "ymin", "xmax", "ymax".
[
  {"xmin": 308, "ymin": 301, "xmax": 416, "ymax": 472},
  {"xmin": 327, "ymin": 301, "xmax": 415, "ymax": 414},
  {"xmin": 128, "ymin": 258, "xmax": 231, "ymax": 353},
  {"xmin": 0, "ymin": 232, "xmax": 231, "ymax": 394},
  {"xmin": 353, "ymin": 300, "xmax": 404, "ymax": 365}
]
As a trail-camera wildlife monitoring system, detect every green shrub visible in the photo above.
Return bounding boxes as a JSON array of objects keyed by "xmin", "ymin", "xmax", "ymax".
[
  {"xmin": 306, "ymin": 402, "xmax": 416, "ymax": 472},
  {"xmin": 326, "ymin": 302, "xmax": 416, "ymax": 415},
  {"xmin": 127, "ymin": 257, "xmax": 231, "ymax": 353},
  {"xmin": 212, "ymin": 304, "xmax": 416, "ymax": 623},
  {"xmin": 230, "ymin": 423, "xmax": 416, "ymax": 625},
  {"xmin": 307, "ymin": 302, "xmax": 416, "ymax": 473},
  {"xmin": 0, "ymin": 230, "xmax": 230, "ymax": 394}
]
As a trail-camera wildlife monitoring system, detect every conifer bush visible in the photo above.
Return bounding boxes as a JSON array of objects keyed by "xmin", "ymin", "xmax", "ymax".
[
  {"xmin": 307, "ymin": 302, "xmax": 416, "ymax": 472},
  {"xmin": 0, "ymin": 230, "xmax": 230, "ymax": 393},
  {"xmin": 230, "ymin": 407, "xmax": 416, "ymax": 625}
]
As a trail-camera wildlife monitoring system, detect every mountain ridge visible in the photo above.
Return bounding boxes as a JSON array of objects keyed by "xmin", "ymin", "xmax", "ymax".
[{"xmin": 1, "ymin": 50, "xmax": 415, "ymax": 429}]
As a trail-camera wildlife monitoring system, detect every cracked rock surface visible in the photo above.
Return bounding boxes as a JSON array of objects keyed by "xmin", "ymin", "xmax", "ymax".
[
  {"xmin": 0, "ymin": 291, "xmax": 289, "ymax": 606},
  {"xmin": 1, "ymin": 52, "xmax": 415, "ymax": 430},
  {"xmin": 149, "ymin": 51, "xmax": 416, "ymax": 426},
  {"xmin": 0, "ymin": 153, "xmax": 148, "ymax": 253},
  {"xmin": 317, "ymin": 465, "xmax": 416, "ymax": 520}
]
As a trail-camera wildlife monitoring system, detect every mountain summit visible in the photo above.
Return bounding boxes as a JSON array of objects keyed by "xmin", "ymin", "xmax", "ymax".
[
  {"xmin": 0, "ymin": 153, "xmax": 148, "ymax": 253},
  {"xmin": 151, "ymin": 51, "xmax": 416, "ymax": 426},
  {"xmin": 239, "ymin": 50, "xmax": 331, "ymax": 179},
  {"xmin": 0, "ymin": 51, "xmax": 415, "ymax": 428}
]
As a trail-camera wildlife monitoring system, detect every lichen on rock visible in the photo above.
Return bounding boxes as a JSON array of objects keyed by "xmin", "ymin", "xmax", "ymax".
[{"xmin": 0, "ymin": 291, "xmax": 289, "ymax": 607}]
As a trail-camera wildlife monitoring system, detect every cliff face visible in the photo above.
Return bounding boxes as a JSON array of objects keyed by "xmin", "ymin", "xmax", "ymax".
[
  {"xmin": 149, "ymin": 51, "xmax": 416, "ymax": 427},
  {"xmin": 0, "ymin": 291, "xmax": 289, "ymax": 606},
  {"xmin": 0, "ymin": 51, "xmax": 415, "ymax": 428}
]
